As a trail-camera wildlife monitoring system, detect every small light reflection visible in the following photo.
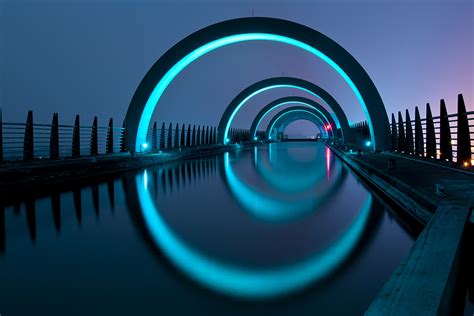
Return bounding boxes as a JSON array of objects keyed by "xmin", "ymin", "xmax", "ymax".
[
  {"xmin": 326, "ymin": 146, "xmax": 331, "ymax": 180},
  {"xmin": 144, "ymin": 170, "xmax": 148, "ymax": 191}
]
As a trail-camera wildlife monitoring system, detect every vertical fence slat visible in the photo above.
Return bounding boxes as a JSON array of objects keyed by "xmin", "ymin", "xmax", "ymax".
[
  {"xmin": 426, "ymin": 103, "xmax": 436, "ymax": 158},
  {"xmin": 160, "ymin": 122, "xmax": 165, "ymax": 149},
  {"xmin": 405, "ymin": 110, "xmax": 414, "ymax": 154},
  {"xmin": 72, "ymin": 115, "xmax": 81, "ymax": 157},
  {"xmin": 23, "ymin": 110, "xmax": 34, "ymax": 160},
  {"xmin": 439, "ymin": 99, "xmax": 452, "ymax": 161},
  {"xmin": 174, "ymin": 123, "xmax": 180, "ymax": 148},
  {"xmin": 106, "ymin": 118, "xmax": 114, "ymax": 154},
  {"xmin": 186, "ymin": 124, "xmax": 191, "ymax": 147},
  {"xmin": 167, "ymin": 123, "xmax": 173, "ymax": 148},
  {"xmin": 50, "ymin": 113, "xmax": 59, "ymax": 159},
  {"xmin": 456, "ymin": 94, "xmax": 471, "ymax": 165},
  {"xmin": 90, "ymin": 116, "xmax": 98, "ymax": 156},
  {"xmin": 391, "ymin": 113, "xmax": 397, "ymax": 150},
  {"xmin": 397, "ymin": 111, "xmax": 405, "ymax": 152},
  {"xmin": 180, "ymin": 124, "xmax": 185, "ymax": 148},
  {"xmin": 414, "ymin": 106, "xmax": 424, "ymax": 156},
  {"xmin": 151, "ymin": 122, "xmax": 158, "ymax": 151}
]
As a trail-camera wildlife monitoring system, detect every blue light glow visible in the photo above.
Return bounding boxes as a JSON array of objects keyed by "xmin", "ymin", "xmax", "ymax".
[
  {"xmin": 365, "ymin": 140, "xmax": 371, "ymax": 147},
  {"xmin": 253, "ymin": 101, "xmax": 333, "ymax": 139},
  {"xmin": 135, "ymin": 33, "xmax": 373, "ymax": 151},
  {"xmin": 135, "ymin": 171, "xmax": 373, "ymax": 299},
  {"xmin": 268, "ymin": 109, "xmax": 327, "ymax": 138}
]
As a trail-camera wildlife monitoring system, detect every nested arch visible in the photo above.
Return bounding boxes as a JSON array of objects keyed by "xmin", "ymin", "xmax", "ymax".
[
  {"xmin": 218, "ymin": 77, "xmax": 352, "ymax": 144},
  {"xmin": 266, "ymin": 107, "xmax": 328, "ymax": 140},
  {"xmin": 125, "ymin": 17, "xmax": 390, "ymax": 152},
  {"xmin": 249, "ymin": 96, "xmax": 339, "ymax": 142}
]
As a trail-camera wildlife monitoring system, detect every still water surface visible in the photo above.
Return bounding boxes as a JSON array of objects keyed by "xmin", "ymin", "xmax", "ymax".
[{"xmin": 0, "ymin": 142, "xmax": 415, "ymax": 315}]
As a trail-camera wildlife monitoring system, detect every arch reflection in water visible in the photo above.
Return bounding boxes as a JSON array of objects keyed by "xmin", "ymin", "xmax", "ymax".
[
  {"xmin": 223, "ymin": 145, "xmax": 347, "ymax": 222},
  {"xmin": 253, "ymin": 143, "xmax": 331, "ymax": 192},
  {"xmin": 130, "ymin": 144, "xmax": 375, "ymax": 300}
]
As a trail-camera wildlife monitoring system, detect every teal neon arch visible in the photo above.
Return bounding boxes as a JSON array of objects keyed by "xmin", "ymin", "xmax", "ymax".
[
  {"xmin": 125, "ymin": 17, "xmax": 391, "ymax": 152},
  {"xmin": 249, "ymin": 96, "xmax": 338, "ymax": 142},
  {"xmin": 218, "ymin": 77, "xmax": 352, "ymax": 145},
  {"xmin": 267, "ymin": 108, "xmax": 328, "ymax": 140},
  {"xmin": 133, "ymin": 169, "xmax": 373, "ymax": 299}
]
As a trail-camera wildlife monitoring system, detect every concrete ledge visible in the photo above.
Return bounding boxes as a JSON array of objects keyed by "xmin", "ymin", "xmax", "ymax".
[
  {"xmin": 366, "ymin": 206, "xmax": 471, "ymax": 315},
  {"xmin": 329, "ymin": 146, "xmax": 433, "ymax": 225}
]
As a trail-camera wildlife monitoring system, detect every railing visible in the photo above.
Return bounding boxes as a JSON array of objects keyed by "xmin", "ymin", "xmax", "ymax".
[
  {"xmin": 351, "ymin": 94, "xmax": 473, "ymax": 166},
  {"xmin": 0, "ymin": 110, "xmax": 256, "ymax": 162},
  {"xmin": 390, "ymin": 94, "xmax": 473, "ymax": 166}
]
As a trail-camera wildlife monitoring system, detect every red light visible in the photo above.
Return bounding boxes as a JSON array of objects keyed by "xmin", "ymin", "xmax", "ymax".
[{"xmin": 326, "ymin": 124, "xmax": 331, "ymax": 130}]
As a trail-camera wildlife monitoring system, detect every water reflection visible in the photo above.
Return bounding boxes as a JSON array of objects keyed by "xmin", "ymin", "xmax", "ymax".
[
  {"xmin": 223, "ymin": 144, "xmax": 347, "ymax": 222},
  {"xmin": 122, "ymin": 143, "xmax": 385, "ymax": 299},
  {"xmin": 0, "ymin": 143, "xmax": 419, "ymax": 315}
]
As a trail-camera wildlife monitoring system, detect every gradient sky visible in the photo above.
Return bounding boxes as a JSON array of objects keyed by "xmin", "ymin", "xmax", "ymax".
[{"xmin": 1, "ymin": 0, "xmax": 472, "ymax": 135}]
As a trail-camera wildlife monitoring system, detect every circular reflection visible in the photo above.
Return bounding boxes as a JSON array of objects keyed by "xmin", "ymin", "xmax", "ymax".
[
  {"xmin": 133, "ymin": 170, "xmax": 373, "ymax": 299},
  {"xmin": 254, "ymin": 143, "xmax": 330, "ymax": 193},
  {"xmin": 222, "ymin": 143, "xmax": 347, "ymax": 222}
]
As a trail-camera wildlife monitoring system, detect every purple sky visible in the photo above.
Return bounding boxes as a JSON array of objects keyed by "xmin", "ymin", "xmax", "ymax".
[{"xmin": 1, "ymin": 0, "xmax": 472, "ymax": 135}]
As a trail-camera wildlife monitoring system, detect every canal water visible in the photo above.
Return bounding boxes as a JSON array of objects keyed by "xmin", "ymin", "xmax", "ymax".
[{"xmin": 0, "ymin": 142, "xmax": 417, "ymax": 315}]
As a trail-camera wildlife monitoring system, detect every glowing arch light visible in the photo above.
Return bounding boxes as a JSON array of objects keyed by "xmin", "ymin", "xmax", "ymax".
[
  {"xmin": 267, "ymin": 109, "xmax": 328, "ymax": 140},
  {"xmin": 249, "ymin": 96, "xmax": 338, "ymax": 142},
  {"xmin": 125, "ymin": 18, "xmax": 391, "ymax": 152}
]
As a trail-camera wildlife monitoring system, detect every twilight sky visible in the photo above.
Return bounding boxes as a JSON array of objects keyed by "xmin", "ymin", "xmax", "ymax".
[{"xmin": 1, "ymin": 0, "xmax": 472, "ymax": 134}]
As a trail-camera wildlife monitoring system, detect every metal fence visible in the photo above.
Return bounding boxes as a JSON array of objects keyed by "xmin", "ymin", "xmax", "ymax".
[
  {"xmin": 0, "ymin": 110, "xmax": 241, "ymax": 162},
  {"xmin": 351, "ymin": 94, "xmax": 473, "ymax": 166}
]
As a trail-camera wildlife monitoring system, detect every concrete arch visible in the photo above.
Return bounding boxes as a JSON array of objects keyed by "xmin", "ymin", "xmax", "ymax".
[
  {"xmin": 218, "ymin": 77, "xmax": 352, "ymax": 145},
  {"xmin": 249, "ymin": 97, "xmax": 338, "ymax": 142},
  {"xmin": 266, "ymin": 107, "xmax": 328, "ymax": 141},
  {"xmin": 125, "ymin": 17, "xmax": 390, "ymax": 152}
]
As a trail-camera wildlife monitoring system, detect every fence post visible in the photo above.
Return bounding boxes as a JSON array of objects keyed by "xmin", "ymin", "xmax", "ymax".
[
  {"xmin": 192, "ymin": 125, "xmax": 196, "ymax": 146},
  {"xmin": 391, "ymin": 113, "xmax": 397, "ymax": 150},
  {"xmin": 50, "ymin": 113, "xmax": 59, "ymax": 159},
  {"xmin": 180, "ymin": 124, "xmax": 185, "ymax": 148},
  {"xmin": 214, "ymin": 127, "xmax": 217, "ymax": 144},
  {"xmin": 120, "ymin": 119, "xmax": 127, "ymax": 153},
  {"xmin": 90, "ymin": 116, "xmax": 98, "ymax": 155},
  {"xmin": 405, "ymin": 110, "xmax": 414, "ymax": 154},
  {"xmin": 397, "ymin": 111, "xmax": 405, "ymax": 152},
  {"xmin": 167, "ymin": 123, "xmax": 173, "ymax": 148},
  {"xmin": 201, "ymin": 126, "xmax": 206, "ymax": 145},
  {"xmin": 439, "ymin": 99, "xmax": 452, "ymax": 161},
  {"xmin": 23, "ymin": 110, "xmax": 34, "ymax": 160},
  {"xmin": 0, "ymin": 108, "xmax": 3, "ymax": 162},
  {"xmin": 174, "ymin": 123, "xmax": 180, "ymax": 148},
  {"xmin": 151, "ymin": 122, "xmax": 158, "ymax": 151},
  {"xmin": 106, "ymin": 118, "xmax": 114, "ymax": 154},
  {"xmin": 414, "ymin": 106, "xmax": 424, "ymax": 156},
  {"xmin": 196, "ymin": 126, "xmax": 201, "ymax": 146},
  {"xmin": 186, "ymin": 124, "xmax": 191, "ymax": 147},
  {"xmin": 159, "ymin": 122, "xmax": 166, "ymax": 149},
  {"xmin": 456, "ymin": 94, "xmax": 471, "ymax": 166},
  {"xmin": 72, "ymin": 115, "xmax": 80, "ymax": 157},
  {"xmin": 426, "ymin": 103, "xmax": 436, "ymax": 158}
]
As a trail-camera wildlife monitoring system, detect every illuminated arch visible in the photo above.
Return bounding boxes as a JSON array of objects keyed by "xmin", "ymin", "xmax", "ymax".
[
  {"xmin": 249, "ymin": 96, "xmax": 339, "ymax": 142},
  {"xmin": 218, "ymin": 77, "xmax": 352, "ymax": 144},
  {"xmin": 125, "ymin": 17, "xmax": 390, "ymax": 152},
  {"xmin": 266, "ymin": 107, "xmax": 330, "ymax": 141}
]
